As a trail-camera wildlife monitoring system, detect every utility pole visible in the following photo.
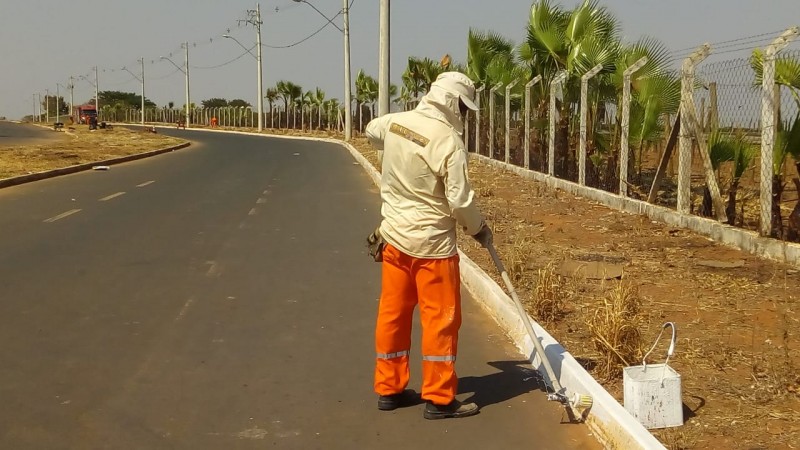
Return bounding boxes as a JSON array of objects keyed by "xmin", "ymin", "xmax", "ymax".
[
  {"xmin": 95, "ymin": 66, "xmax": 100, "ymax": 118},
  {"xmin": 56, "ymin": 83, "xmax": 60, "ymax": 124},
  {"xmin": 45, "ymin": 89, "xmax": 50, "ymax": 123},
  {"xmin": 256, "ymin": 4, "xmax": 264, "ymax": 132},
  {"xmin": 38, "ymin": 93, "xmax": 42, "ymax": 122},
  {"xmin": 378, "ymin": 0, "xmax": 390, "ymax": 117},
  {"xmin": 185, "ymin": 43, "xmax": 191, "ymax": 128},
  {"xmin": 69, "ymin": 76, "xmax": 75, "ymax": 120},
  {"xmin": 343, "ymin": 0, "xmax": 352, "ymax": 140},
  {"xmin": 140, "ymin": 58, "xmax": 146, "ymax": 125},
  {"xmin": 234, "ymin": 5, "xmax": 264, "ymax": 132},
  {"xmin": 161, "ymin": 47, "xmax": 191, "ymax": 128},
  {"xmin": 32, "ymin": 94, "xmax": 36, "ymax": 122}
]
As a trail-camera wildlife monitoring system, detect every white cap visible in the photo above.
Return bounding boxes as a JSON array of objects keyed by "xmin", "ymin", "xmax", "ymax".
[{"xmin": 431, "ymin": 72, "xmax": 479, "ymax": 111}]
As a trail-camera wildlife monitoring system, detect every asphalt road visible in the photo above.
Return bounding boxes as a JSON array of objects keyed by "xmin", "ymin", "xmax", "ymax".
[
  {"xmin": 0, "ymin": 121, "xmax": 65, "ymax": 146},
  {"xmin": 0, "ymin": 129, "xmax": 600, "ymax": 449}
]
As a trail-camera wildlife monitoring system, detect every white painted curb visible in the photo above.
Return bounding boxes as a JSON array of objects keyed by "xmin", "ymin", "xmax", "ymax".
[
  {"xmin": 459, "ymin": 256, "xmax": 665, "ymax": 450},
  {"xmin": 128, "ymin": 125, "xmax": 663, "ymax": 448}
]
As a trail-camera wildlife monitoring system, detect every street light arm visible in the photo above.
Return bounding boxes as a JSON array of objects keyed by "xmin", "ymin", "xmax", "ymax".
[
  {"xmin": 122, "ymin": 67, "xmax": 142, "ymax": 83},
  {"xmin": 160, "ymin": 56, "xmax": 186, "ymax": 74},
  {"xmin": 222, "ymin": 35, "xmax": 258, "ymax": 59},
  {"xmin": 293, "ymin": 0, "xmax": 344, "ymax": 33}
]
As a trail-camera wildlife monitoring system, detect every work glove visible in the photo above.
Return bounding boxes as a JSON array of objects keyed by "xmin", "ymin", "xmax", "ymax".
[{"xmin": 471, "ymin": 222, "xmax": 493, "ymax": 248}]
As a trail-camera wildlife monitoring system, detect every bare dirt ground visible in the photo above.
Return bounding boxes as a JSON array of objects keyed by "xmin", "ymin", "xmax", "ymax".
[
  {"xmin": 4, "ymin": 123, "xmax": 797, "ymax": 449},
  {"xmin": 0, "ymin": 124, "xmax": 186, "ymax": 179}
]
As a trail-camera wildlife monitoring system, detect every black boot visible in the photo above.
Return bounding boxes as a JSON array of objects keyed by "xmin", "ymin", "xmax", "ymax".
[
  {"xmin": 423, "ymin": 400, "xmax": 479, "ymax": 420},
  {"xmin": 377, "ymin": 390, "xmax": 420, "ymax": 411}
]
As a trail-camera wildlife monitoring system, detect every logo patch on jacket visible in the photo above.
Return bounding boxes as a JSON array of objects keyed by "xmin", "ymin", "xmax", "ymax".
[{"xmin": 389, "ymin": 123, "xmax": 430, "ymax": 147}]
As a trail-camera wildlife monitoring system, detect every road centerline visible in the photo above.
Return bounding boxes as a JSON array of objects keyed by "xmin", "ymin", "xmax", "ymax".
[
  {"xmin": 99, "ymin": 192, "xmax": 126, "ymax": 202},
  {"xmin": 43, "ymin": 209, "xmax": 82, "ymax": 223},
  {"xmin": 136, "ymin": 181, "xmax": 156, "ymax": 187}
]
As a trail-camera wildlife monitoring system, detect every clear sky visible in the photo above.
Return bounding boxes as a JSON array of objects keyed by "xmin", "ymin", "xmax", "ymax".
[{"xmin": 1, "ymin": 0, "xmax": 798, "ymax": 119}]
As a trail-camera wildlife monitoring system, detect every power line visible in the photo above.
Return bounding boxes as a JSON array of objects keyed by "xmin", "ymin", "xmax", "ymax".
[
  {"xmin": 149, "ymin": 67, "xmax": 183, "ymax": 80},
  {"xmin": 191, "ymin": 45, "xmax": 257, "ymax": 69},
  {"xmin": 262, "ymin": 0, "xmax": 354, "ymax": 49},
  {"xmin": 263, "ymin": 20, "xmax": 331, "ymax": 49}
]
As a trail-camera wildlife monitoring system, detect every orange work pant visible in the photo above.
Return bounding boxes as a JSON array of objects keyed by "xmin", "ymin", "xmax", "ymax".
[{"xmin": 374, "ymin": 243, "xmax": 462, "ymax": 406}]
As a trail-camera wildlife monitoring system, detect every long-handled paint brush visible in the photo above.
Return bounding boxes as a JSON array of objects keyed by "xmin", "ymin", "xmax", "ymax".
[{"xmin": 486, "ymin": 242, "xmax": 593, "ymax": 422}]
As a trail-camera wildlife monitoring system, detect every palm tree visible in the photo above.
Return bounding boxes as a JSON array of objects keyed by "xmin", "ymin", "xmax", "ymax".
[
  {"xmin": 700, "ymin": 129, "xmax": 756, "ymax": 220},
  {"xmin": 299, "ymin": 91, "xmax": 314, "ymax": 130},
  {"xmin": 311, "ymin": 88, "xmax": 326, "ymax": 130},
  {"xmin": 323, "ymin": 98, "xmax": 340, "ymax": 131},
  {"xmin": 356, "ymin": 70, "xmax": 379, "ymax": 131},
  {"xmin": 265, "ymin": 88, "xmax": 278, "ymax": 128},
  {"xmin": 520, "ymin": 0, "xmax": 679, "ymax": 185},
  {"xmin": 467, "ymin": 29, "xmax": 516, "ymax": 88},
  {"xmin": 615, "ymin": 38, "xmax": 680, "ymax": 182},
  {"xmin": 276, "ymin": 81, "xmax": 292, "ymax": 128}
]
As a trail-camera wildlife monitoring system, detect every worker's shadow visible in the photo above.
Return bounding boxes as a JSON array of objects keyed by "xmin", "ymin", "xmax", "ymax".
[{"xmin": 457, "ymin": 360, "xmax": 546, "ymax": 408}]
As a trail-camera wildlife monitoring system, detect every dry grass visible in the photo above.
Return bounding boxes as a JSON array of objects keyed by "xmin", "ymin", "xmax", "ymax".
[
  {"xmin": 0, "ymin": 125, "xmax": 186, "ymax": 179},
  {"xmin": 530, "ymin": 262, "xmax": 568, "ymax": 324},
  {"xmin": 585, "ymin": 281, "xmax": 644, "ymax": 379},
  {"xmin": 654, "ymin": 426, "xmax": 702, "ymax": 450}
]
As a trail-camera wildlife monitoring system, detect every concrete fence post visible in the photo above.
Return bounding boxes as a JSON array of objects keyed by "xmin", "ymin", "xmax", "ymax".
[
  {"xmin": 580, "ymin": 64, "xmax": 603, "ymax": 186},
  {"xmin": 678, "ymin": 44, "xmax": 711, "ymax": 214},
  {"xmin": 489, "ymin": 82, "xmax": 503, "ymax": 159},
  {"xmin": 760, "ymin": 27, "xmax": 799, "ymax": 236},
  {"xmin": 524, "ymin": 75, "xmax": 542, "ymax": 170},
  {"xmin": 504, "ymin": 79, "xmax": 520, "ymax": 164},
  {"xmin": 475, "ymin": 85, "xmax": 485, "ymax": 155},
  {"xmin": 465, "ymin": 110, "xmax": 470, "ymax": 152},
  {"xmin": 549, "ymin": 71, "xmax": 568, "ymax": 176},
  {"xmin": 620, "ymin": 57, "xmax": 648, "ymax": 196}
]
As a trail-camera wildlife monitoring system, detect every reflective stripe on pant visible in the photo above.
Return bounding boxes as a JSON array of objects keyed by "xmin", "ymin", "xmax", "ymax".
[{"xmin": 374, "ymin": 243, "xmax": 462, "ymax": 405}]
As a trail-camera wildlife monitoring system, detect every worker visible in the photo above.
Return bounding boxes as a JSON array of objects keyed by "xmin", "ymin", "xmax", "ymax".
[{"xmin": 365, "ymin": 72, "xmax": 492, "ymax": 420}]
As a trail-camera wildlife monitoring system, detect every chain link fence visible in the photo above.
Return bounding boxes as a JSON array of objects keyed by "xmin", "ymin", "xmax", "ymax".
[{"xmin": 464, "ymin": 42, "xmax": 800, "ymax": 242}]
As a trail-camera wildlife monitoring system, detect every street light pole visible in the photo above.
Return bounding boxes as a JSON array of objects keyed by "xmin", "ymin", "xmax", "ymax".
[
  {"xmin": 95, "ymin": 66, "xmax": 100, "ymax": 119},
  {"xmin": 378, "ymin": 0, "xmax": 390, "ymax": 117},
  {"xmin": 45, "ymin": 89, "xmax": 50, "ymax": 123},
  {"xmin": 226, "ymin": 5, "xmax": 264, "ymax": 132},
  {"xmin": 256, "ymin": 4, "xmax": 264, "ymax": 132},
  {"xmin": 140, "ymin": 58, "xmax": 146, "ymax": 125},
  {"xmin": 185, "ymin": 43, "xmax": 191, "ymax": 128},
  {"xmin": 69, "ymin": 76, "xmax": 75, "ymax": 120},
  {"xmin": 56, "ymin": 83, "xmax": 61, "ymax": 124},
  {"xmin": 292, "ymin": 0, "xmax": 351, "ymax": 140},
  {"xmin": 343, "ymin": 0, "xmax": 352, "ymax": 140},
  {"xmin": 160, "ymin": 49, "xmax": 191, "ymax": 128}
]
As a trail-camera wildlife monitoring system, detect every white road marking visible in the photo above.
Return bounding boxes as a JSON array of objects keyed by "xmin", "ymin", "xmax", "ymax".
[
  {"xmin": 43, "ymin": 209, "xmax": 82, "ymax": 223},
  {"xmin": 99, "ymin": 192, "xmax": 126, "ymax": 201},
  {"xmin": 174, "ymin": 297, "xmax": 195, "ymax": 321},
  {"xmin": 256, "ymin": 198, "xmax": 266, "ymax": 204},
  {"xmin": 136, "ymin": 180, "xmax": 155, "ymax": 187},
  {"xmin": 249, "ymin": 208, "xmax": 257, "ymax": 216},
  {"xmin": 206, "ymin": 261, "xmax": 222, "ymax": 277}
]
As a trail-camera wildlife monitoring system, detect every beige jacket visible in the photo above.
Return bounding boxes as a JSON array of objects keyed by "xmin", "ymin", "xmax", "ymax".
[{"xmin": 365, "ymin": 85, "xmax": 483, "ymax": 259}]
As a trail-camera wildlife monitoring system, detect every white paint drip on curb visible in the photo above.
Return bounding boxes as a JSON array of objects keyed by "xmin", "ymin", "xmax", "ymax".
[{"xmin": 134, "ymin": 125, "xmax": 664, "ymax": 448}]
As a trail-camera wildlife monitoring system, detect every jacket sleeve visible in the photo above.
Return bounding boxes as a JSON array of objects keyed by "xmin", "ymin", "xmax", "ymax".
[
  {"xmin": 365, "ymin": 114, "xmax": 393, "ymax": 150},
  {"xmin": 443, "ymin": 145, "xmax": 484, "ymax": 236},
  {"xmin": 365, "ymin": 115, "xmax": 393, "ymax": 166}
]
